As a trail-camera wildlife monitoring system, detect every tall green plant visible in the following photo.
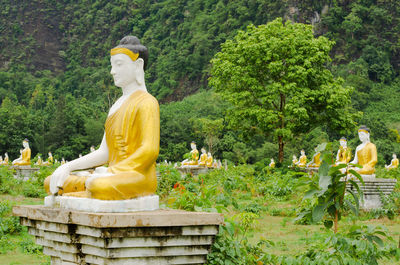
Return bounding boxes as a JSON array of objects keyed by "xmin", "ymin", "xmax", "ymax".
[{"xmin": 299, "ymin": 143, "xmax": 364, "ymax": 233}]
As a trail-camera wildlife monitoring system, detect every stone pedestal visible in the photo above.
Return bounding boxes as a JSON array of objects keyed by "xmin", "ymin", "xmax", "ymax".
[
  {"xmin": 12, "ymin": 165, "xmax": 39, "ymax": 180},
  {"xmin": 13, "ymin": 205, "xmax": 223, "ymax": 265},
  {"xmin": 346, "ymin": 178, "xmax": 397, "ymax": 210},
  {"xmin": 177, "ymin": 166, "xmax": 210, "ymax": 177}
]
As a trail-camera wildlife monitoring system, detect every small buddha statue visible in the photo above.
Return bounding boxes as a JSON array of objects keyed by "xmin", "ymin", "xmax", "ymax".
[
  {"xmin": 292, "ymin": 155, "xmax": 298, "ymax": 167},
  {"xmin": 385, "ymin": 153, "xmax": 399, "ymax": 170},
  {"xmin": 350, "ymin": 125, "xmax": 377, "ymax": 175},
  {"xmin": 307, "ymin": 148, "xmax": 321, "ymax": 168},
  {"xmin": 45, "ymin": 36, "xmax": 160, "ymax": 200},
  {"xmin": 182, "ymin": 142, "xmax": 199, "ymax": 166},
  {"xmin": 12, "ymin": 139, "xmax": 31, "ymax": 166},
  {"xmin": 198, "ymin": 148, "xmax": 208, "ymax": 166},
  {"xmin": 43, "ymin": 152, "xmax": 54, "ymax": 166},
  {"xmin": 269, "ymin": 158, "xmax": 275, "ymax": 168},
  {"xmin": 206, "ymin": 152, "xmax": 213, "ymax": 168},
  {"xmin": 296, "ymin": 150, "xmax": 307, "ymax": 167},
  {"xmin": 61, "ymin": 158, "xmax": 66, "ymax": 165},
  {"xmin": 35, "ymin": 156, "xmax": 43, "ymax": 166},
  {"xmin": 335, "ymin": 137, "xmax": 352, "ymax": 165},
  {"xmin": 3, "ymin": 153, "xmax": 9, "ymax": 165}
]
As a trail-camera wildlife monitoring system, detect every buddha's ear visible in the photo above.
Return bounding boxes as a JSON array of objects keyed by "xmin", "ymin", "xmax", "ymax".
[{"xmin": 135, "ymin": 58, "xmax": 144, "ymax": 70}]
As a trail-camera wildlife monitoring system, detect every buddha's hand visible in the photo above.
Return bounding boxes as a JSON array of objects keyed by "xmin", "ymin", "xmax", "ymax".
[{"xmin": 49, "ymin": 164, "xmax": 71, "ymax": 195}]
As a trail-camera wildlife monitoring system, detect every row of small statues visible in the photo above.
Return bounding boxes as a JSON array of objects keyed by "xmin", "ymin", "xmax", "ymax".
[
  {"xmin": 181, "ymin": 142, "xmax": 218, "ymax": 168},
  {"xmin": 284, "ymin": 126, "xmax": 396, "ymax": 175},
  {"xmin": 3, "ymin": 139, "xmax": 96, "ymax": 167}
]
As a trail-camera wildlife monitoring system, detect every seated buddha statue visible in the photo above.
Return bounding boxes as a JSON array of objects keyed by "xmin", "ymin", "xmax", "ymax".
[
  {"xmin": 182, "ymin": 142, "xmax": 199, "ymax": 166},
  {"xmin": 206, "ymin": 152, "xmax": 213, "ymax": 168},
  {"xmin": 42, "ymin": 152, "xmax": 54, "ymax": 166},
  {"xmin": 385, "ymin": 153, "xmax": 399, "ymax": 170},
  {"xmin": 307, "ymin": 148, "xmax": 321, "ymax": 168},
  {"xmin": 269, "ymin": 158, "xmax": 275, "ymax": 168},
  {"xmin": 45, "ymin": 36, "xmax": 160, "ymax": 200},
  {"xmin": 350, "ymin": 125, "xmax": 377, "ymax": 175},
  {"xmin": 296, "ymin": 150, "xmax": 307, "ymax": 167},
  {"xmin": 2, "ymin": 153, "xmax": 9, "ymax": 165},
  {"xmin": 12, "ymin": 139, "xmax": 31, "ymax": 166},
  {"xmin": 290, "ymin": 155, "xmax": 298, "ymax": 168},
  {"xmin": 35, "ymin": 156, "xmax": 43, "ymax": 166},
  {"xmin": 198, "ymin": 148, "xmax": 208, "ymax": 166},
  {"xmin": 0, "ymin": 156, "xmax": 3, "ymax": 164},
  {"xmin": 335, "ymin": 137, "xmax": 352, "ymax": 165}
]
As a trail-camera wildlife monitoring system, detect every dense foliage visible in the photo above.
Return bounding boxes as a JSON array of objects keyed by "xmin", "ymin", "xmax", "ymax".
[{"xmin": 0, "ymin": 0, "xmax": 400, "ymax": 164}]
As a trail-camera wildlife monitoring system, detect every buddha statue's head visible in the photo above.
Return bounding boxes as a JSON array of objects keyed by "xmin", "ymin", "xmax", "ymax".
[
  {"xmin": 301, "ymin": 149, "xmax": 305, "ymax": 156},
  {"xmin": 293, "ymin": 155, "xmax": 297, "ymax": 160},
  {"xmin": 358, "ymin": 125, "xmax": 370, "ymax": 143},
  {"xmin": 339, "ymin": 137, "xmax": 347, "ymax": 147},
  {"xmin": 110, "ymin": 36, "xmax": 148, "ymax": 88},
  {"xmin": 23, "ymin": 139, "xmax": 29, "ymax": 148},
  {"xmin": 201, "ymin": 148, "xmax": 206, "ymax": 154},
  {"xmin": 393, "ymin": 153, "xmax": 397, "ymax": 159},
  {"xmin": 271, "ymin": 158, "xmax": 274, "ymax": 162},
  {"xmin": 190, "ymin": 141, "xmax": 196, "ymax": 150},
  {"xmin": 208, "ymin": 152, "xmax": 212, "ymax": 156}
]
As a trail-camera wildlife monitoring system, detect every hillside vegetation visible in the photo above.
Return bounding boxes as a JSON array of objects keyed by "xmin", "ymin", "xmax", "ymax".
[{"xmin": 0, "ymin": 0, "xmax": 400, "ymax": 164}]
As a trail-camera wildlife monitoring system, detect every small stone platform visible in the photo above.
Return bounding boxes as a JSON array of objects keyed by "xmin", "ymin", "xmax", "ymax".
[
  {"xmin": 346, "ymin": 178, "xmax": 397, "ymax": 210},
  {"xmin": 177, "ymin": 166, "xmax": 210, "ymax": 177},
  {"xmin": 13, "ymin": 205, "xmax": 224, "ymax": 265},
  {"xmin": 12, "ymin": 165, "xmax": 39, "ymax": 180}
]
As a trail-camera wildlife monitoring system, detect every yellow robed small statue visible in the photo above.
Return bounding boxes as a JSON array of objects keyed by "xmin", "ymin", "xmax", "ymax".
[
  {"xmin": 350, "ymin": 125, "xmax": 377, "ymax": 175},
  {"xmin": 335, "ymin": 137, "xmax": 351, "ymax": 165},
  {"xmin": 12, "ymin": 139, "xmax": 31, "ymax": 166},
  {"xmin": 385, "ymin": 154, "xmax": 399, "ymax": 170},
  {"xmin": 182, "ymin": 142, "xmax": 199, "ymax": 166},
  {"xmin": 198, "ymin": 148, "xmax": 208, "ymax": 166},
  {"xmin": 45, "ymin": 36, "xmax": 160, "ymax": 200},
  {"xmin": 296, "ymin": 150, "xmax": 307, "ymax": 167},
  {"xmin": 307, "ymin": 148, "xmax": 321, "ymax": 168},
  {"xmin": 269, "ymin": 158, "xmax": 275, "ymax": 168},
  {"xmin": 206, "ymin": 152, "xmax": 213, "ymax": 168}
]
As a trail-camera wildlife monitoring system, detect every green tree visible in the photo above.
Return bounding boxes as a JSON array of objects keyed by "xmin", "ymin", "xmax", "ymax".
[{"xmin": 210, "ymin": 18, "xmax": 359, "ymax": 163}]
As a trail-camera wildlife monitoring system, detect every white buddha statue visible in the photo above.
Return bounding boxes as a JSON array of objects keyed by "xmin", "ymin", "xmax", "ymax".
[
  {"xmin": 269, "ymin": 158, "xmax": 275, "ymax": 168},
  {"xmin": 182, "ymin": 142, "xmax": 199, "ymax": 166},
  {"xmin": 45, "ymin": 36, "xmax": 160, "ymax": 200},
  {"xmin": 350, "ymin": 125, "xmax": 377, "ymax": 176},
  {"xmin": 335, "ymin": 137, "xmax": 351, "ymax": 165},
  {"xmin": 12, "ymin": 139, "xmax": 31, "ymax": 166},
  {"xmin": 385, "ymin": 153, "xmax": 399, "ymax": 170}
]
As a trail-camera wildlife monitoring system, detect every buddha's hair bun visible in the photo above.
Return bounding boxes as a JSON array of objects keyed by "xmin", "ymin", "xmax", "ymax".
[{"xmin": 114, "ymin": 36, "xmax": 149, "ymax": 70}]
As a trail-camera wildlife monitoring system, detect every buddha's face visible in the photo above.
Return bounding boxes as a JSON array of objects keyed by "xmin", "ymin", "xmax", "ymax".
[
  {"xmin": 393, "ymin": 154, "xmax": 397, "ymax": 159},
  {"xmin": 339, "ymin": 140, "xmax": 346, "ymax": 147},
  {"xmin": 201, "ymin": 148, "xmax": 206, "ymax": 154},
  {"xmin": 293, "ymin": 155, "xmax": 296, "ymax": 160},
  {"xmin": 110, "ymin": 54, "xmax": 140, "ymax": 88},
  {"xmin": 358, "ymin": 131, "xmax": 369, "ymax": 142},
  {"xmin": 191, "ymin": 143, "xmax": 196, "ymax": 150},
  {"xmin": 301, "ymin": 150, "xmax": 305, "ymax": 156},
  {"xmin": 22, "ymin": 141, "xmax": 28, "ymax": 148},
  {"xmin": 208, "ymin": 152, "xmax": 211, "ymax": 156}
]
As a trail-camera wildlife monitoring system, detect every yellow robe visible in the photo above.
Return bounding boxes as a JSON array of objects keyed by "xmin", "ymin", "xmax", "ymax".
[
  {"xmin": 355, "ymin": 142, "xmax": 377, "ymax": 175},
  {"xmin": 45, "ymin": 90, "xmax": 160, "ymax": 200},
  {"xmin": 206, "ymin": 155, "xmax": 213, "ymax": 167},
  {"xmin": 337, "ymin": 147, "xmax": 351, "ymax": 163},
  {"xmin": 388, "ymin": 158, "xmax": 399, "ymax": 169},
  {"xmin": 14, "ymin": 148, "xmax": 31, "ymax": 166},
  {"xmin": 298, "ymin": 155, "xmax": 307, "ymax": 167},
  {"xmin": 199, "ymin": 153, "xmax": 207, "ymax": 166},
  {"xmin": 309, "ymin": 153, "xmax": 321, "ymax": 168}
]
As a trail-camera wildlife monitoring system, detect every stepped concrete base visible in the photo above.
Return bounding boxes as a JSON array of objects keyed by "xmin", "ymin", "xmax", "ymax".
[
  {"xmin": 177, "ymin": 166, "xmax": 210, "ymax": 176},
  {"xmin": 12, "ymin": 166, "xmax": 39, "ymax": 180},
  {"xmin": 44, "ymin": 195, "xmax": 159, "ymax": 213},
  {"xmin": 346, "ymin": 178, "xmax": 397, "ymax": 210},
  {"xmin": 13, "ymin": 205, "xmax": 223, "ymax": 265}
]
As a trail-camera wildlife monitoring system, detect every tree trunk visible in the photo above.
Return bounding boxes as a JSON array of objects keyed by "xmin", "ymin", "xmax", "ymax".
[
  {"xmin": 278, "ymin": 136, "xmax": 284, "ymax": 163},
  {"xmin": 334, "ymin": 209, "xmax": 338, "ymax": 233}
]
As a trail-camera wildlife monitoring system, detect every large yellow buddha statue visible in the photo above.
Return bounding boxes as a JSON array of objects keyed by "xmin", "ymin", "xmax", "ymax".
[
  {"xmin": 45, "ymin": 36, "xmax": 160, "ymax": 200},
  {"xmin": 296, "ymin": 150, "xmax": 307, "ymax": 167},
  {"xmin": 385, "ymin": 153, "xmax": 399, "ymax": 170},
  {"xmin": 182, "ymin": 142, "xmax": 199, "ymax": 166},
  {"xmin": 350, "ymin": 126, "xmax": 377, "ymax": 175},
  {"xmin": 307, "ymin": 148, "xmax": 321, "ymax": 168},
  {"xmin": 198, "ymin": 148, "xmax": 208, "ymax": 166},
  {"xmin": 12, "ymin": 139, "xmax": 31, "ymax": 166},
  {"xmin": 335, "ymin": 137, "xmax": 352, "ymax": 164}
]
